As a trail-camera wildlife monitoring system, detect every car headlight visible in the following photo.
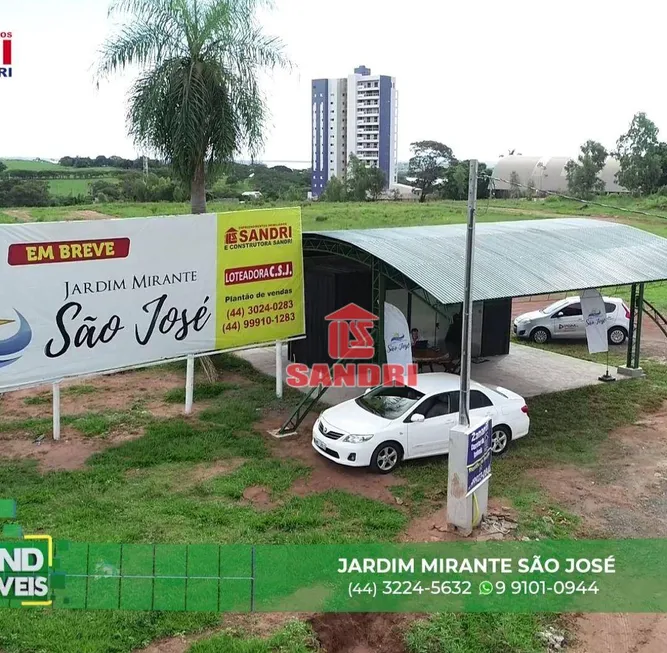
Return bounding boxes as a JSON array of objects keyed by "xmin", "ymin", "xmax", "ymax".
[{"xmin": 342, "ymin": 434, "xmax": 375, "ymax": 443}]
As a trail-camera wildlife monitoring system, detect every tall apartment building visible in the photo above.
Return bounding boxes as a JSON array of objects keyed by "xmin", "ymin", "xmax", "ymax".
[{"xmin": 311, "ymin": 65, "xmax": 398, "ymax": 198}]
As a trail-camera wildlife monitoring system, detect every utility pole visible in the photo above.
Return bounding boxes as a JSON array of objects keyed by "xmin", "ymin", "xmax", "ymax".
[
  {"xmin": 446, "ymin": 160, "xmax": 491, "ymax": 535},
  {"xmin": 459, "ymin": 159, "xmax": 478, "ymax": 428},
  {"xmin": 143, "ymin": 155, "xmax": 148, "ymax": 180}
]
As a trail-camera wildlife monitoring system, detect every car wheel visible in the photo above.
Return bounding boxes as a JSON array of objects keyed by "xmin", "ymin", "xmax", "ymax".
[
  {"xmin": 491, "ymin": 425, "xmax": 511, "ymax": 456},
  {"xmin": 608, "ymin": 326, "xmax": 627, "ymax": 345},
  {"xmin": 530, "ymin": 327, "xmax": 550, "ymax": 344},
  {"xmin": 370, "ymin": 442, "xmax": 402, "ymax": 474}
]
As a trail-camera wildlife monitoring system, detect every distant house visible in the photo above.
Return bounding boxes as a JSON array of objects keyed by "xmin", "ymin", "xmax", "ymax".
[
  {"xmin": 492, "ymin": 155, "xmax": 627, "ymax": 197},
  {"xmin": 241, "ymin": 191, "xmax": 262, "ymax": 200}
]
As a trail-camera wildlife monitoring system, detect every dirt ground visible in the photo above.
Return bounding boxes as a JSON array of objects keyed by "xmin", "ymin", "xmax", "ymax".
[
  {"xmin": 2, "ymin": 209, "xmax": 32, "ymax": 222},
  {"xmin": 135, "ymin": 612, "xmax": 418, "ymax": 653},
  {"xmin": 67, "ymin": 210, "xmax": 114, "ymax": 221},
  {"xmin": 1, "ymin": 209, "xmax": 113, "ymax": 222},
  {"xmin": 137, "ymin": 613, "xmax": 314, "ymax": 653},
  {"xmin": 309, "ymin": 614, "xmax": 420, "ymax": 653},
  {"xmin": 0, "ymin": 368, "xmax": 188, "ymax": 471},
  {"xmin": 569, "ymin": 614, "xmax": 667, "ymax": 653},
  {"xmin": 530, "ymin": 406, "xmax": 667, "ymax": 539},
  {"xmin": 0, "ymin": 427, "xmax": 131, "ymax": 471},
  {"xmin": 259, "ymin": 412, "xmax": 408, "ymax": 505},
  {"xmin": 0, "ymin": 369, "xmax": 186, "ymax": 420},
  {"xmin": 529, "ymin": 404, "xmax": 667, "ymax": 653}
]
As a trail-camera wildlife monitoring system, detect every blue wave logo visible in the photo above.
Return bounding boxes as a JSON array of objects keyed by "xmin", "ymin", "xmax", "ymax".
[
  {"xmin": 0, "ymin": 310, "xmax": 32, "ymax": 369},
  {"xmin": 390, "ymin": 333, "xmax": 405, "ymax": 343}
]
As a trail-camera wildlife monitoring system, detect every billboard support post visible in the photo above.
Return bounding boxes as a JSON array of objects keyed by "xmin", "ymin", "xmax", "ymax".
[
  {"xmin": 52, "ymin": 382, "xmax": 60, "ymax": 441},
  {"xmin": 184, "ymin": 355, "xmax": 195, "ymax": 415},
  {"xmin": 275, "ymin": 341, "xmax": 284, "ymax": 399}
]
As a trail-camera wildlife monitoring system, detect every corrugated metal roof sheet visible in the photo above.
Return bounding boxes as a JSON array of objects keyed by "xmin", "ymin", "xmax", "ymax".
[{"xmin": 305, "ymin": 218, "xmax": 667, "ymax": 304}]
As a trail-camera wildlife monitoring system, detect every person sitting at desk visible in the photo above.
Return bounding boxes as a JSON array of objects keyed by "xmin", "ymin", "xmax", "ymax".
[
  {"xmin": 445, "ymin": 313, "xmax": 462, "ymax": 358},
  {"xmin": 410, "ymin": 328, "xmax": 420, "ymax": 346}
]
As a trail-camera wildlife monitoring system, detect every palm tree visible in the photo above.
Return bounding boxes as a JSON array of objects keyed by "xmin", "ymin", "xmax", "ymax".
[{"xmin": 96, "ymin": 0, "xmax": 289, "ymax": 213}]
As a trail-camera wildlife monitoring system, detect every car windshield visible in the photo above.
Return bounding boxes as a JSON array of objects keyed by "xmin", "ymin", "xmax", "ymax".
[
  {"xmin": 356, "ymin": 386, "xmax": 425, "ymax": 420},
  {"xmin": 541, "ymin": 299, "xmax": 569, "ymax": 314}
]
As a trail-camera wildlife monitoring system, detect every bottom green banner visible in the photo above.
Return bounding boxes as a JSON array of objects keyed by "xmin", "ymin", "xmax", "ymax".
[{"xmin": 2, "ymin": 539, "xmax": 667, "ymax": 612}]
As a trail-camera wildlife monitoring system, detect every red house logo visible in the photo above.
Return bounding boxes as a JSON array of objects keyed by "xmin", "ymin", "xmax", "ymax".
[
  {"xmin": 1, "ymin": 32, "xmax": 12, "ymax": 78},
  {"xmin": 225, "ymin": 228, "xmax": 238, "ymax": 245},
  {"xmin": 325, "ymin": 303, "xmax": 377, "ymax": 360},
  {"xmin": 285, "ymin": 302, "xmax": 418, "ymax": 390}
]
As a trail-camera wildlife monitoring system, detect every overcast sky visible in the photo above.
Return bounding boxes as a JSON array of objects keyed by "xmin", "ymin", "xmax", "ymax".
[{"xmin": 1, "ymin": 0, "xmax": 665, "ymax": 165}]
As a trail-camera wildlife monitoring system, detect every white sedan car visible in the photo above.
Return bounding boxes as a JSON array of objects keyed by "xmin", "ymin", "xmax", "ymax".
[
  {"xmin": 514, "ymin": 296, "xmax": 630, "ymax": 345},
  {"xmin": 312, "ymin": 373, "xmax": 530, "ymax": 473}
]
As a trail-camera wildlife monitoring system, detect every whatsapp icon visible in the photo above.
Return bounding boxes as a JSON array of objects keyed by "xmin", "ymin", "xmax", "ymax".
[{"xmin": 478, "ymin": 581, "xmax": 494, "ymax": 596}]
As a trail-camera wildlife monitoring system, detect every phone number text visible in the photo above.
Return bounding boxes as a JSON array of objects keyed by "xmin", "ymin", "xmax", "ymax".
[
  {"xmin": 348, "ymin": 580, "xmax": 599, "ymax": 598},
  {"xmin": 221, "ymin": 312, "xmax": 297, "ymax": 333}
]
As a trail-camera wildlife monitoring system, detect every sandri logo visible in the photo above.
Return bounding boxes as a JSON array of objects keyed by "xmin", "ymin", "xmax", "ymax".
[
  {"xmin": 0, "ymin": 310, "xmax": 32, "ymax": 368},
  {"xmin": 0, "ymin": 31, "xmax": 12, "ymax": 79}
]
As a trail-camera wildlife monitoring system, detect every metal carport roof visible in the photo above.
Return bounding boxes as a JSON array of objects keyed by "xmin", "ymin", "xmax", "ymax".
[{"xmin": 304, "ymin": 218, "xmax": 667, "ymax": 303}]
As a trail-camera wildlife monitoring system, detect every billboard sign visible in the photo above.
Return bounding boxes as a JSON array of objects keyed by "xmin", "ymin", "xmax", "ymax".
[{"xmin": 0, "ymin": 208, "xmax": 304, "ymax": 390}]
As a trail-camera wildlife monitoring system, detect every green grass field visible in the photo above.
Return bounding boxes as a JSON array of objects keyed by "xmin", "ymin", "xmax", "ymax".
[
  {"xmin": 3, "ymin": 196, "xmax": 667, "ymax": 310},
  {"xmin": 2, "ymin": 349, "xmax": 667, "ymax": 651},
  {"xmin": 1, "ymin": 158, "xmax": 122, "ymax": 175},
  {"xmin": 0, "ymin": 197, "xmax": 613, "ymax": 228},
  {"xmin": 1, "ymin": 158, "xmax": 63, "ymax": 171},
  {"xmin": 0, "ymin": 193, "xmax": 665, "ymax": 227},
  {"xmin": 48, "ymin": 178, "xmax": 94, "ymax": 196},
  {"xmin": 1, "ymin": 193, "xmax": 667, "ymax": 650}
]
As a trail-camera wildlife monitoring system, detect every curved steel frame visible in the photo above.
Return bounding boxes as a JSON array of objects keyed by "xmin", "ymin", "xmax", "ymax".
[
  {"xmin": 277, "ymin": 235, "xmax": 457, "ymax": 435},
  {"xmin": 280, "ymin": 235, "xmax": 651, "ymax": 435},
  {"xmin": 303, "ymin": 234, "xmax": 456, "ymax": 331}
]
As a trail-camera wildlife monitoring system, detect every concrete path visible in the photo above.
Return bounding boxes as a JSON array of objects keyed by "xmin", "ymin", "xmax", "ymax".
[{"xmin": 236, "ymin": 342, "xmax": 624, "ymax": 405}]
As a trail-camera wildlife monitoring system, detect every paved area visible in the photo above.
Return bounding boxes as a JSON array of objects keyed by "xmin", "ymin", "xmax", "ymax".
[
  {"xmin": 236, "ymin": 342, "xmax": 625, "ymax": 405},
  {"xmin": 468, "ymin": 343, "xmax": 623, "ymax": 397}
]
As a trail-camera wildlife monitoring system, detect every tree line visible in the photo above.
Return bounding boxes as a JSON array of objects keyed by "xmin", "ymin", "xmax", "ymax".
[
  {"xmin": 404, "ymin": 141, "xmax": 492, "ymax": 203},
  {"xmin": 565, "ymin": 113, "xmax": 667, "ymax": 199},
  {"xmin": 319, "ymin": 155, "xmax": 386, "ymax": 202},
  {"xmin": 0, "ymin": 161, "xmax": 310, "ymax": 208},
  {"xmin": 58, "ymin": 155, "xmax": 166, "ymax": 170},
  {"xmin": 318, "ymin": 146, "xmax": 492, "ymax": 203}
]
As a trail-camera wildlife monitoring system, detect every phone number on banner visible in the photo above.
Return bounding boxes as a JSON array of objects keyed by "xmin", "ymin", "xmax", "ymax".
[
  {"xmin": 225, "ymin": 300, "xmax": 294, "ymax": 320},
  {"xmin": 348, "ymin": 579, "xmax": 600, "ymax": 598},
  {"xmin": 221, "ymin": 313, "xmax": 297, "ymax": 333}
]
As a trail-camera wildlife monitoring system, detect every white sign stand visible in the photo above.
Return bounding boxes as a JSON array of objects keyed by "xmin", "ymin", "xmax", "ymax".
[
  {"xmin": 52, "ymin": 382, "xmax": 61, "ymax": 440},
  {"xmin": 447, "ymin": 419, "xmax": 491, "ymax": 535},
  {"xmin": 184, "ymin": 355, "xmax": 195, "ymax": 415},
  {"xmin": 275, "ymin": 340, "xmax": 284, "ymax": 399}
]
